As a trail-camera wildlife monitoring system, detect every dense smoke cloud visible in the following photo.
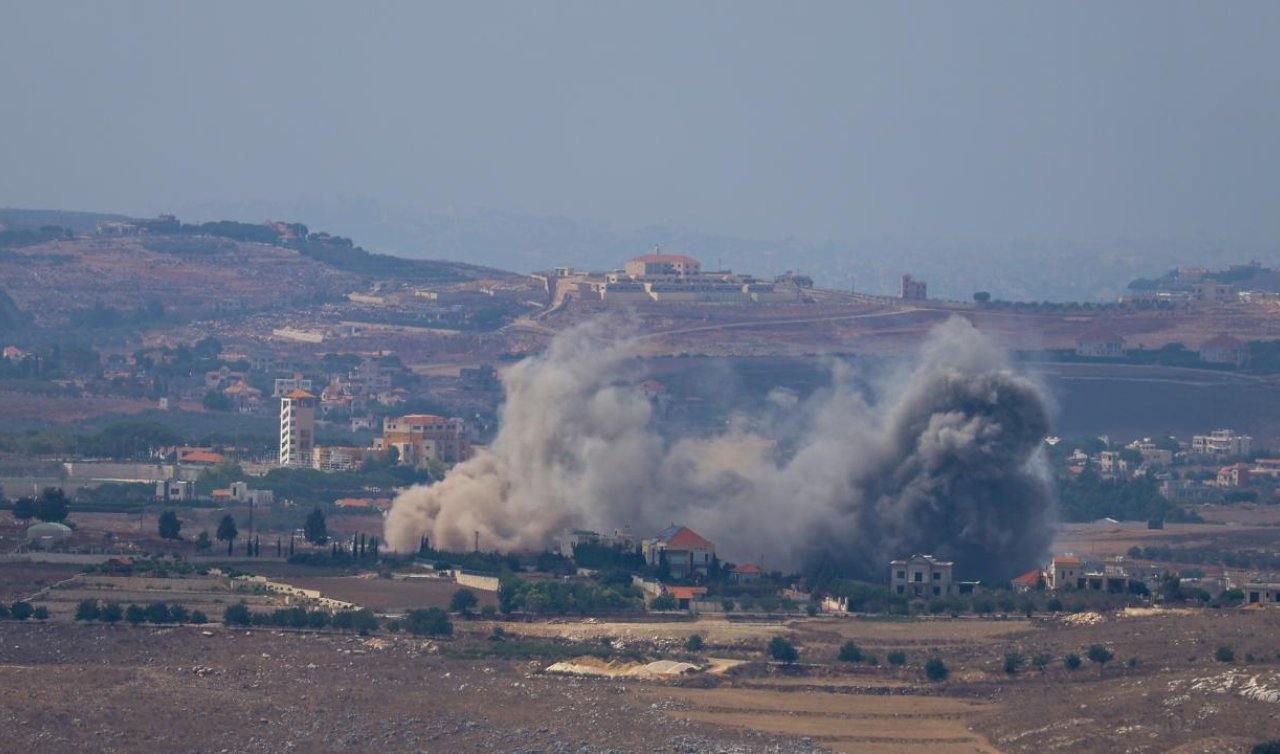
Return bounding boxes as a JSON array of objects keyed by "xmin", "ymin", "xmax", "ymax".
[{"xmin": 384, "ymin": 317, "xmax": 1055, "ymax": 580}]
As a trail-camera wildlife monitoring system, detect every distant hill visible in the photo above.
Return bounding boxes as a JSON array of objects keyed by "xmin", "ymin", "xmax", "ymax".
[{"xmin": 0, "ymin": 208, "xmax": 133, "ymax": 234}]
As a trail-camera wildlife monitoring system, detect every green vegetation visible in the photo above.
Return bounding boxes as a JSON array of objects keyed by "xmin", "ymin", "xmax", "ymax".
[
  {"xmin": 449, "ymin": 588, "xmax": 478, "ymax": 615},
  {"xmin": 1087, "ymin": 644, "xmax": 1114, "ymax": 671},
  {"xmin": 1057, "ymin": 472, "xmax": 1201, "ymax": 523},
  {"xmin": 684, "ymin": 633, "xmax": 705, "ymax": 652},
  {"xmin": 887, "ymin": 650, "xmax": 906, "ymax": 666},
  {"xmin": 1004, "ymin": 651, "xmax": 1024, "ymax": 674},
  {"xmin": 1216, "ymin": 645, "xmax": 1236, "ymax": 663},
  {"xmin": 1064, "ymin": 653, "xmax": 1082, "ymax": 670},
  {"xmin": 158, "ymin": 510, "xmax": 182, "ymax": 540},
  {"xmin": 404, "ymin": 607, "xmax": 452, "ymax": 636},
  {"xmin": 924, "ymin": 657, "xmax": 948, "ymax": 681},
  {"xmin": 767, "ymin": 636, "xmax": 798, "ymax": 664},
  {"xmin": 498, "ymin": 574, "xmax": 644, "ymax": 615},
  {"xmin": 837, "ymin": 641, "xmax": 863, "ymax": 663},
  {"xmin": 304, "ymin": 507, "xmax": 329, "ymax": 545}
]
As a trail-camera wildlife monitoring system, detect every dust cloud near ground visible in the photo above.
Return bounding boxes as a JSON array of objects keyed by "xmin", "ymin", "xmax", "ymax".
[{"xmin": 386, "ymin": 316, "xmax": 1054, "ymax": 580}]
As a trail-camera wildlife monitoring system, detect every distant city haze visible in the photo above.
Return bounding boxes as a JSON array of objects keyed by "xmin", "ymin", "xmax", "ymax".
[{"xmin": 3, "ymin": 2, "xmax": 1279, "ymax": 299}]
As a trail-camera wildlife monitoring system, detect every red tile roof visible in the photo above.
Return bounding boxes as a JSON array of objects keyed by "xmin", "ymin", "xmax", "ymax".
[
  {"xmin": 284, "ymin": 389, "xmax": 316, "ymax": 400},
  {"xmin": 1052, "ymin": 556, "xmax": 1081, "ymax": 565},
  {"xmin": 1013, "ymin": 569, "xmax": 1043, "ymax": 586},
  {"xmin": 180, "ymin": 450, "xmax": 225, "ymax": 465},
  {"xmin": 732, "ymin": 563, "xmax": 763, "ymax": 574},
  {"xmin": 665, "ymin": 586, "xmax": 707, "ymax": 600},
  {"xmin": 664, "ymin": 527, "xmax": 714, "ymax": 550}
]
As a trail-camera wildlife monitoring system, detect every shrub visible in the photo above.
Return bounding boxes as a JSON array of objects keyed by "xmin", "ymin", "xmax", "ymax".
[
  {"xmin": 10, "ymin": 602, "xmax": 33, "ymax": 621},
  {"xmin": 650, "ymin": 594, "xmax": 678, "ymax": 611},
  {"xmin": 450, "ymin": 588, "xmax": 479, "ymax": 615},
  {"xmin": 1004, "ymin": 652, "xmax": 1024, "ymax": 674},
  {"xmin": 684, "ymin": 633, "xmax": 705, "ymax": 652},
  {"xmin": 1253, "ymin": 741, "xmax": 1280, "ymax": 754},
  {"xmin": 223, "ymin": 601, "xmax": 252, "ymax": 626},
  {"xmin": 405, "ymin": 607, "xmax": 452, "ymax": 636},
  {"xmin": 838, "ymin": 641, "xmax": 863, "ymax": 663},
  {"xmin": 721, "ymin": 597, "xmax": 735, "ymax": 612},
  {"xmin": 925, "ymin": 657, "xmax": 948, "ymax": 681},
  {"xmin": 1032, "ymin": 653, "xmax": 1052, "ymax": 671},
  {"xmin": 1215, "ymin": 645, "xmax": 1235, "ymax": 663},
  {"xmin": 1127, "ymin": 657, "xmax": 1139, "ymax": 669},
  {"xmin": 1046, "ymin": 597, "xmax": 1063, "ymax": 613},
  {"xmin": 490, "ymin": 625, "xmax": 507, "ymax": 642},
  {"xmin": 33, "ymin": 606, "xmax": 49, "ymax": 620},
  {"xmin": 125, "ymin": 604, "xmax": 146, "ymax": 625},
  {"xmin": 864, "ymin": 653, "xmax": 878, "ymax": 666},
  {"xmin": 75, "ymin": 600, "xmax": 100, "ymax": 622},
  {"xmin": 768, "ymin": 636, "xmax": 798, "ymax": 664},
  {"xmin": 1087, "ymin": 644, "xmax": 1114, "ymax": 670},
  {"xmin": 145, "ymin": 602, "xmax": 171, "ymax": 624},
  {"xmin": 0, "ymin": 604, "xmax": 10, "ymax": 620},
  {"xmin": 887, "ymin": 650, "xmax": 906, "ymax": 667},
  {"xmin": 480, "ymin": 605, "xmax": 497, "ymax": 619},
  {"xmin": 190, "ymin": 610, "xmax": 208, "ymax": 625},
  {"xmin": 100, "ymin": 603, "xmax": 123, "ymax": 623},
  {"xmin": 1064, "ymin": 653, "xmax": 1082, "ymax": 670}
]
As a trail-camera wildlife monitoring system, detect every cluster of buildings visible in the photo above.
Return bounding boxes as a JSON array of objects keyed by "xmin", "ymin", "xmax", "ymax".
[
  {"xmin": 1073, "ymin": 330, "xmax": 1250, "ymax": 367},
  {"xmin": 278, "ymin": 388, "xmax": 473, "ymax": 472},
  {"xmin": 537, "ymin": 252, "xmax": 810, "ymax": 307}
]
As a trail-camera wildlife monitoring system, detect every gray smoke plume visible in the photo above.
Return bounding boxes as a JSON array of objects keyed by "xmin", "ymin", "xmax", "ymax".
[{"xmin": 384, "ymin": 316, "xmax": 1055, "ymax": 580}]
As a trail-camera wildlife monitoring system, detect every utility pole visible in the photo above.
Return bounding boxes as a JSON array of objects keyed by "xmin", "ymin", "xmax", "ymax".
[{"xmin": 474, "ymin": 530, "xmax": 479, "ymax": 553}]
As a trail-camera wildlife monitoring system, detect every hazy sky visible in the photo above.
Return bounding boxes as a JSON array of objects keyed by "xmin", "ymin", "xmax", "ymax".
[{"xmin": 2, "ymin": 1, "xmax": 1278, "ymax": 246}]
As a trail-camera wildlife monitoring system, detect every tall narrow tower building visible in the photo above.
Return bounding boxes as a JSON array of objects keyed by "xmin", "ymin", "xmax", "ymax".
[{"xmin": 279, "ymin": 389, "xmax": 317, "ymax": 467}]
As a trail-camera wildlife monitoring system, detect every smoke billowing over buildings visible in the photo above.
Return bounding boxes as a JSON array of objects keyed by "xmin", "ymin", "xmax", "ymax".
[{"xmin": 384, "ymin": 317, "xmax": 1055, "ymax": 580}]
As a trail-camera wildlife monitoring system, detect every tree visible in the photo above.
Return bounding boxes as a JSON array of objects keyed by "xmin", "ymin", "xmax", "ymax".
[
  {"xmin": 75, "ymin": 599, "xmax": 100, "ymax": 621},
  {"xmin": 144, "ymin": 602, "xmax": 171, "ymax": 624},
  {"xmin": 10, "ymin": 601, "xmax": 33, "ymax": 620},
  {"xmin": 33, "ymin": 606, "xmax": 48, "ymax": 620},
  {"xmin": 684, "ymin": 634, "xmax": 705, "ymax": 652},
  {"xmin": 190, "ymin": 610, "xmax": 208, "ymax": 625},
  {"xmin": 1253, "ymin": 740, "xmax": 1280, "ymax": 754},
  {"xmin": 303, "ymin": 507, "xmax": 329, "ymax": 545},
  {"xmin": 1064, "ymin": 653, "xmax": 1082, "ymax": 670},
  {"xmin": 158, "ymin": 510, "xmax": 182, "ymax": 540},
  {"xmin": 216, "ymin": 514, "xmax": 238, "ymax": 556},
  {"xmin": 450, "ymin": 588, "xmax": 478, "ymax": 615},
  {"xmin": 36, "ymin": 488, "xmax": 70, "ymax": 522},
  {"xmin": 12, "ymin": 496, "xmax": 36, "ymax": 521},
  {"xmin": 973, "ymin": 291, "xmax": 991, "ymax": 304},
  {"xmin": 223, "ymin": 601, "xmax": 252, "ymax": 626},
  {"xmin": 168, "ymin": 604, "xmax": 189, "ymax": 624},
  {"xmin": 195, "ymin": 531, "xmax": 212, "ymax": 551},
  {"xmin": 125, "ymin": 604, "xmax": 146, "ymax": 625},
  {"xmin": 1032, "ymin": 653, "xmax": 1052, "ymax": 672},
  {"xmin": 1087, "ymin": 644, "xmax": 1114, "ymax": 673},
  {"xmin": 1004, "ymin": 652, "xmax": 1024, "ymax": 674},
  {"xmin": 405, "ymin": 607, "xmax": 452, "ymax": 636},
  {"xmin": 100, "ymin": 602, "xmax": 123, "ymax": 623},
  {"xmin": 925, "ymin": 657, "xmax": 948, "ymax": 681},
  {"xmin": 768, "ymin": 636, "xmax": 798, "ymax": 664},
  {"xmin": 887, "ymin": 650, "xmax": 906, "ymax": 666},
  {"xmin": 1215, "ymin": 645, "xmax": 1235, "ymax": 663},
  {"xmin": 202, "ymin": 390, "xmax": 231, "ymax": 411},
  {"xmin": 650, "ymin": 593, "xmax": 677, "ymax": 611},
  {"xmin": 838, "ymin": 641, "xmax": 863, "ymax": 663}
]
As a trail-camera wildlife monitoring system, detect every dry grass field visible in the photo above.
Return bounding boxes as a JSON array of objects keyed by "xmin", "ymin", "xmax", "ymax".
[{"xmin": 282, "ymin": 575, "xmax": 499, "ymax": 612}]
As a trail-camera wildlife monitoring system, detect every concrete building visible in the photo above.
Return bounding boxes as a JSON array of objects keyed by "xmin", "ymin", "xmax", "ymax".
[
  {"xmin": 1217, "ymin": 462, "xmax": 1252, "ymax": 488},
  {"xmin": 229, "ymin": 481, "xmax": 274, "ymax": 506},
  {"xmin": 730, "ymin": 563, "xmax": 763, "ymax": 583},
  {"xmin": 273, "ymin": 375, "xmax": 313, "ymax": 399},
  {"xmin": 643, "ymin": 525, "xmax": 715, "ymax": 580},
  {"xmin": 155, "ymin": 479, "xmax": 196, "ymax": 503},
  {"xmin": 624, "ymin": 253, "xmax": 701, "ymax": 277},
  {"xmin": 279, "ymin": 389, "xmax": 317, "ymax": 467},
  {"xmin": 1192, "ymin": 429, "xmax": 1252, "ymax": 457},
  {"xmin": 1241, "ymin": 580, "xmax": 1280, "ymax": 606},
  {"xmin": 1046, "ymin": 555, "xmax": 1081, "ymax": 590},
  {"xmin": 313, "ymin": 445, "xmax": 371, "ymax": 473},
  {"xmin": 1199, "ymin": 335, "xmax": 1248, "ymax": 367},
  {"xmin": 1076, "ymin": 327, "xmax": 1126, "ymax": 358},
  {"xmin": 379, "ymin": 414, "xmax": 470, "ymax": 465},
  {"xmin": 899, "ymin": 274, "xmax": 927, "ymax": 300},
  {"xmin": 889, "ymin": 554, "xmax": 954, "ymax": 597}
]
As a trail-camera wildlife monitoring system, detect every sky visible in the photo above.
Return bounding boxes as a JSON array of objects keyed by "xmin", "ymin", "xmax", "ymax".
[{"xmin": 2, "ymin": 1, "xmax": 1279, "ymax": 249}]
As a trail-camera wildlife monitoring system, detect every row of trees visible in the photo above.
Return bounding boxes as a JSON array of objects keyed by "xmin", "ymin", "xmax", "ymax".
[
  {"xmin": 497, "ymin": 575, "xmax": 644, "ymax": 615},
  {"xmin": 0, "ymin": 601, "xmax": 47, "ymax": 621},
  {"xmin": 6, "ymin": 487, "xmax": 71, "ymax": 523},
  {"xmin": 75, "ymin": 600, "xmax": 207, "ymax": 625}
]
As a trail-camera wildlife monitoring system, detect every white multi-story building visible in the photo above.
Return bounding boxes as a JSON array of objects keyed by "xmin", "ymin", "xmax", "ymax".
[
  {"xmin": 279, "ymin": 389, "xmax": 317, "ymax": 467},
  {"xmin": 1192, "ymin": 429, "xmax": 1252, "ymax": 457},
  {"xmin": 889, "ymin": 554, "xmax": 955, "ymax": 597}
]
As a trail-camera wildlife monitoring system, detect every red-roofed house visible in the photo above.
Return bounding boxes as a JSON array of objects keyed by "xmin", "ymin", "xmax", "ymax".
[
  {"xmin": 1012, "ymin": 568, "xmax": 1045, "ymax": 593},
  {"xmin": 179, "ymin": 450, "xmax": 225, "ymax": 466},
  {"xmin": 643, "ymin": 524, "xmax": 716, "ymax": 579},
  {"xmin": 730, "ymin": 563, "xmax": 763, "ymax": 584},
  {"xmin": 1218, "ymin": 462, "xmax": 1252, "ymax": 488},
  {"xmin": 663, "ymin": 585, "xmax": 708, "ymax": 610}
]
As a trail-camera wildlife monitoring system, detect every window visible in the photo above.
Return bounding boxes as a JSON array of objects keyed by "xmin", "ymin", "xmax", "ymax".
[
  {"xmin": 932, "ymin": 586, "xmax": 941, "ymax": 596},
  {"xmin": 933, "ymin": 572, "xmax": 941, "ymax": 580},
  {"xmin": 896, "ymin": 570, "xmax": 905, "ymax": 579},
  {"xmin": 896, "ymin": 585, "xmax": 904, "ymax": 594},
  {"xmin": 914, "ymin": 572, "xmax": 923, "ymax": 582}
]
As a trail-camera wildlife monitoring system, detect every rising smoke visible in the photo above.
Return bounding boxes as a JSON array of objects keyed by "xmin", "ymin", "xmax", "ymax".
[{"xmin": 384, "ymin": 317, "xmax": 1055, "ymax": 580}]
